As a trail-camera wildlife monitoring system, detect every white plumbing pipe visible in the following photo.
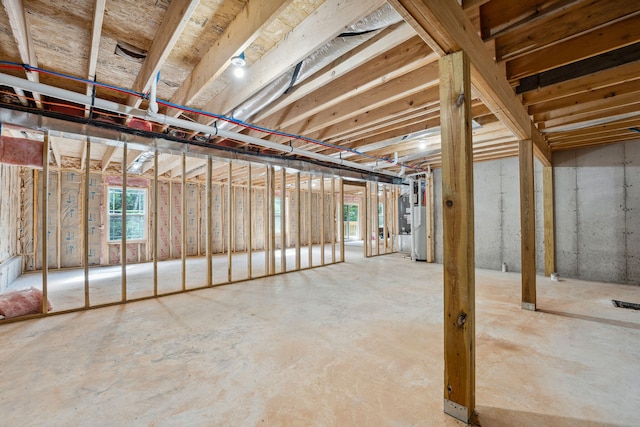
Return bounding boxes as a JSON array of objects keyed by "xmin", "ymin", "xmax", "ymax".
[
  {"xmin": 0, "ymin": 72, "xmax": 399, "ymax": 178},
  {"xmin": 148, "ymin": 72, "xmax": 159, "ymax": 114}
]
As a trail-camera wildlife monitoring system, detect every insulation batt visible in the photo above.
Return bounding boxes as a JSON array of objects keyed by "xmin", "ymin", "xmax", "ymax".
[
  {"xmin": 0, "ymin": 287, "xmax": 52, "ymax": 319},
  {"xmin": 0, "ymin": 136, "xmax": 43, "ymax": 168}
]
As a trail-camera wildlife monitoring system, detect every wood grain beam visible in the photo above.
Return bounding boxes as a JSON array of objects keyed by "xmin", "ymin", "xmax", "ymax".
[
  {"xmin": 440, "ymin": 50, "xmax": 475, "ymax": 423},
  {"xmin": 85, "ymin": 0, "xmax": 106, "ymax": 116},
  {"xmin": 388, "ymin": 0, "xmax": 551, "ymax": 165},
  {"xmin": 101, "ymin": 145, "xmax": 117, "ymax": 172},
  {"xmin": 198, "ymin": 0, "xmax": 386, "ymax": 123},
  {"xmin": 165, "ymin": 0, "xmax": 293, "ymax": 117},
  {"xmin": 2, "ymin": 0, "xmax": 42, "ymax": 107},
  {"xmin": 543, "ymin": 166, "xmax": 555, "ymax": 277},
  {"xmin": 519, "ymin": 139, "xmax": 536, "ymax": 311},
  {"xmin": 507, "ymin": 14, "xmax": 640, "ymax": 81},
  {"xmin": 127, "ymin": 0, "xmax": 200, "ymax": 108}
]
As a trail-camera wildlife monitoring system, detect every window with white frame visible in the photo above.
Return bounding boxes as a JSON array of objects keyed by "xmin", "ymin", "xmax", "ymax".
[{"xmin": 107, "ymin": 187, "xmax": 147, "ymax": 241}]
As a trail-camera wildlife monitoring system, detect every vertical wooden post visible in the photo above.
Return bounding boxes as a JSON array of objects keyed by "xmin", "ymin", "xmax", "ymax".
[
  {"xmin": 331, "ymin": 177, "xmax": 336, "ymax": 263},
  {"xmin": 364, "ymin": 182, "xmax": 369, "ymax": 257},
  {"xmin": 295, "ymin": 172, "xmax": 301, "ymax": 270},
  {"xmin": 41, "ymin": 132, "xmax": 49, "ymax": 314},
  {"xmin": 340, "ymin": 178, "xmax": 344, "ymax": 262},
  {"xmin": 121, "ymin": 144, "xmax": 127, "ymax": 301},
  {"xmin": 206, "ymin": 157, "xmax": 212, "ymax": 286},
  {"xmin": 181, "ymin": 153, "xmax": 186, "ymax": 291},
  {"xmin": 281, "ymin": 167, "xmax": 286, "ymax": 272},
  {"xmin": 427, "ymin": 172, "xmax": 435, "ymax": 263},
  {"xmin": 248, "ymin": 163, "xmax": 253, "ymax": 279},
  {"xmin": 376, "ymin": 183, "xmax": 380, "ymax": 256},
  {"xmin": 153, "ymin": 151, "xmax": 159, "ymax": 294},
  {"xmin": 227, "ymin": 162, "xmax": 232, "ymax": 282},
  {"xmin": 56, "ymin": 170, "xmax": 61, "ymax": 270},
  {"xmin": 520, "ymin": 139, "xmax": 537, "ymax": 310},
  {"xmin": 320, "ymin": 176, "xmax": 325, "ymax": 265},
  {"xmin": 543, "ymin": 166, "xmax": 555, "ymax": 277},
  {"xmin": 440, "ymin": 50, "xmax": 475, "ymax": 423},
  {"xmin": 308, "ymin": 174, "xmax": 313, "ymax": 268},
  {"xmin": 270, "ymin": 166, "xmax": 276, "ymax": 274},
  {"xmin": 263, "ymin": 168, "xmax": 268, "ymax": 275},
  {"xmin": 383, "ymin": 184, "xmax": 388, "ymax": 254},
  {"xmin": 83, "ymin": 137, "xmax": 91, "ymax": 308}
]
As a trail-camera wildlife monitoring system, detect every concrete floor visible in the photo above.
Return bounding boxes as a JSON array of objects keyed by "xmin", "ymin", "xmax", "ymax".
[{"xmin": 1, "ymin": 247, "xmax": 639, "ymax": 426}]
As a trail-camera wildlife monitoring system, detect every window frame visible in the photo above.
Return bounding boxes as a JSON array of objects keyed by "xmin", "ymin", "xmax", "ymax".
[{"xmin": 107, "ymin": 186, "xmax": 148, "ymax": 243}]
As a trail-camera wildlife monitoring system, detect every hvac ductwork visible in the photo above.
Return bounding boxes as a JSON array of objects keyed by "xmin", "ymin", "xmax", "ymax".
[{"xmin": 225, "ymin": 4, "xmax": 403, "ymax": 125}]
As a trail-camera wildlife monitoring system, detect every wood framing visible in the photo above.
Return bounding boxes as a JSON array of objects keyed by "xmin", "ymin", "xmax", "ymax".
[
  {"xmin": 121, "ymin": 144, "xmax": 127, "ymax": 301},
  {"xmin": 247, "ymin": 163, "xmax": 253, "ymax": 279},
  {"xmin": 295, "ymin": 172, "xmax": 301, "ymax": 270},
  {"xmin": 83, "ymin": 137, "xmax": 90, "ymax": 307},
  {"xmin": 153, "ymin": 151, "xmax": 159, "ymax": 294},
  {"xmin": 181, "ymin": 153, "xmax": 186, "ymax": 291},
  {"xmin": 543, "ymin": 166, "xmax": 556, "ymax": 277},
  {"xmin": 387, "ymin": 0, "xmax": 552, "ymax": 166},
  {"xmin": 440, "ymin": 50, "xmax": 475, "ymax": 423},
  {"xmin": 520, "ymin": 139, "xmax": 536, "ymax": 310},
  {"xmin": 41, "ymin": 131, "xmax": 49, "ymax": 313}
]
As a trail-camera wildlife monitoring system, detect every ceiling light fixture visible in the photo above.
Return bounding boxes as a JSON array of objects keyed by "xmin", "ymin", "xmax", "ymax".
[{"xmin": 231, "ymin": 52, "xmax": 246, "ymax": 78}]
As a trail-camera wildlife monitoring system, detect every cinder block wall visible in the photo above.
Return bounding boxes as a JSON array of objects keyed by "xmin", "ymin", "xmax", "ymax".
[{"xmin": 433, "ymin": 141, "xmax": 640, "ymax": 285}]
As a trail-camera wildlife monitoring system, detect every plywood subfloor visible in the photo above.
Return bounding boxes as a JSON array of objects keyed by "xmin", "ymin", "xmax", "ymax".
[{"xmin": 1, "ymin": 247, "xmax": 638, "ymax": 426}]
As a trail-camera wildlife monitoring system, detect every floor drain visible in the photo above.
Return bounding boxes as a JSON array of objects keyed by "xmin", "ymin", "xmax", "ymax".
[{"xmin": 612, "ymin": 300, "xmax": 640, "ymax": 310}]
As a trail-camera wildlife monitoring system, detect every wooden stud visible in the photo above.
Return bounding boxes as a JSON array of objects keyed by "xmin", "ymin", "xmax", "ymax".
[
  {"xmin": 227, "ymin": 162, "xmax": 232, "ymax": 282},
  {"xmin": 543, "ymin": 166, "xmax": 556, "ymax": 277},
  {"xmin": 263, "ymin": 167, "xmax": 269, "ymax": 275},
  {"xmin": 153, "ymin": 151, "xmax": 158, "ymax": 295},
  {"xmin": 440, "ymin": 50, "xmax": 475, "ymax": 423},
  {"xmin": 364, "ymin": 182, "xmax": 369, "ymax": 257},
  {"xmin": 383, "ymin": 184, "xmax": 388, "ymax": 254},
  {"xmin": 331, "ymin": 177, "xmax": 336, "ymax": 263},
  {"xmin": 281, "ymin": 167, "xmax": 286, "ymax": 272},
  {"xmin": 56, "ymin": 168, "xmax": 61, "ymax": 269},
  {"xmin": 295, "ymin": 172, "xmax": 301, "ymax": 270},
  {"xmin": 83, "ymin": 137, "xmax": 90, "ymax": 308},
  {"xmin": 320, "ymin": 175, "xmax": 325, "ymax": 265},
  {"xmin": 520, "ymin": 139, "xmax": 537, "ymax": 310},
  {"xmin": 427, "ymin": 172, "xmax": 435, "ymax": 263},
  {"xmin": 206, "ymin": 157, "xmax": 213, "ymax": 286},
  {"xmin": 181, "ymin": 153, "xmax": 186, "ymax": 291},
  {"xmin": 340, "ymin": 178, "xmax": 344, "ymax": 262},
  {"xmin": 270, "ymin": 166, "xmax": 276, "ymax": 274},
  {"xmin": 121, "ymin": 143, "xmax": 127, "ymax": 301},
  {"xmin": 308, "ymin": 175, "xmax": 313, "ymax": 267},
  {"xmin": 41, "ymin": 132, "xmax": 49, "ymax": 314},
  {"xmin": 247, "ymin": 163, "xmax": 253, "ymax": 279}
]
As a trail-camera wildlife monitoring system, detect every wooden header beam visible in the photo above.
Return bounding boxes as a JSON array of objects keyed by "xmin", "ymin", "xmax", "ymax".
[{"xmin": 387, "ymin": 0, "xmax": 552, "ymax": 166}]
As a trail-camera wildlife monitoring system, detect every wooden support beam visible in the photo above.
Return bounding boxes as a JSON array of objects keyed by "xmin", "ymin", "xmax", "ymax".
[
  {"xmin": 320, "ymin": 176, "xmax": 325, "ymax": 265},
  {"xmin": 227, "ymin": 163, "xmax": 232, "ymax": 282},
  {"xmin": 101, "ymin": 145, "xmax": 117, "ymax": 172},
  {"xmin": 199, "ymin": 0, "xmax": 386, "ymax": 123},
  {"xmin": 127, "ymin": 0, "xmax": 199, "ymax": 107},
  {"xmin": 270, "ymin": 166, "xmax": 276, "ymax": 274},
  {"xmin": 153, "ymin": 151, "xmax": 159, "ymax": 295},
  {"xmin": 167, "ymin": 0, "xmax": 292, "ymax": 117},
  {"xmin": 388, "ymin": 0, "xmax": 551, "ymax": 166},
  {"xmin": 543, "ymin": 166, "xmax": 555, "ymax": 277},
  {"xmin": 49, "ymin": 138, "xmax": 62, "ymax": 168},
  {"xmin": 85, "ymin": 0, "xmax": 106, "ymax": 116},
  {"xmin": 83, "ymin": 138, "xmax": 90, "ymax": 308},
  {"xmin": 339, "ymin": 178, "xmax": 344, "ymax": 262},
  {"xmin": 280, "ymin": 167, "xmax": 286, "ymax": 272},
  {"xmin": 181, "ymin": 153, "xmax": 186, "ymax": 291},
  {"xmin": 331, "ymin": 177, "xmax": 336, "ymax": 263},
  {"xmin": 295, "ymin": 172, "xmax": 301, "ymax": 270},
  {"xmin": 41, "ymin": 132, "xmax": 49, "ymax": 313},
  {"xmin": 427, "ymin": 171, "xmax": 435, "ymax": 262},
  {"xmin": 308, "ymin": 175, "xmax": 313, "ymax": 267},
  {"xmin": 440, "ymin": 50, "xmax": 475, "ymax": 423},
  {"xmin": 247, "ymin": 163, "xmax": 253, "ymax": 279},
  {"xmin": 121, "ymin": 144, "xmax": 127, "ymax": 301},
  {"xmin": 520, "ymin": 139, "xmax": 536, "ymax": 310},
  {"xmin": 2, "ymin": 0, "xmax": 42, "ymax": 107}
]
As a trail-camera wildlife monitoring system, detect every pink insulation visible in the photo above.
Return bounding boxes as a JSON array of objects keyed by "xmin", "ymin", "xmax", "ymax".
[
  {"xmin": 0, "ymin": 136, "xmax": 44, "ymax": 168},
  {"xmin": 0, "ymin": 287, "xmax": 52, "ymax": 319}
]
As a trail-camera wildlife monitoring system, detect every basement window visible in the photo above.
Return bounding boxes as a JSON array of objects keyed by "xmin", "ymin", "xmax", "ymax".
[{"xmin": 108, "ymin": 188, "xmax": 147, "ymax": 241}]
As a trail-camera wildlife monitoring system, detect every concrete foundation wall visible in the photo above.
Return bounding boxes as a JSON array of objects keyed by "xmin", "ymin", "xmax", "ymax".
[
  {"xmin": 434, "ymin": 157, "xmax": 544, "ymax": 274},
  {"xmin": 554, "ymin": 142, "xmax": 640, "ymax": 285}
]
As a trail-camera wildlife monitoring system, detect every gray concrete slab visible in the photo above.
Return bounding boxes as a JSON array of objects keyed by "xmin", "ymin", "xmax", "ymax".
[{"xmin": 1, "ymin": 248, "xmax": 639, "ymax": 426}]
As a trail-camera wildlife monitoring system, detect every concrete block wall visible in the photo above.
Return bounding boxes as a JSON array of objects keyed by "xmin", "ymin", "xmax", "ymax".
[
  {"xmin": 434, "ymin": 157, "xmax": 545, "ymax": 274},
  {"xmin": 554, "ymin": 142, "xmax": 640, "ymax": 284}
]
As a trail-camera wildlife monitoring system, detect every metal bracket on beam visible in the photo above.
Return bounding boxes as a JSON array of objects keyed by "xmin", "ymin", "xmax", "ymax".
[
  {"xmin": 521, "ymin": 302, "xmax": 536, "ymax": 311},
  {"xmin": 444, "ymin": 399, "xmax": 470, "ymax": 423}
]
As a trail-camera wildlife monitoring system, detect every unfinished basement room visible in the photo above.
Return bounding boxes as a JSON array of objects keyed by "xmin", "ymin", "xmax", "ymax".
[{"xmin": 0, "ymin": 0, "xmax": 639, "ymax": 425}]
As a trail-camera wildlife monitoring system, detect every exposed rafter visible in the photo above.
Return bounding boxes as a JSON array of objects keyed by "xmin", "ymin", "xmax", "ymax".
[
  {"xmin": 2, "ymin": 0, "xmax": 42, "ymax": 107},
  {"xmin": 85, "ymin": 0, "xmax": 106, "ymax": 117}
]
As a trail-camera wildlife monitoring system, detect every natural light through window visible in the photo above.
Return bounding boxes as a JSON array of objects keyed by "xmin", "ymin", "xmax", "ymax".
[{"xmin": 108, "ymin": 188, "xmax": 147, "ymax": 241}]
